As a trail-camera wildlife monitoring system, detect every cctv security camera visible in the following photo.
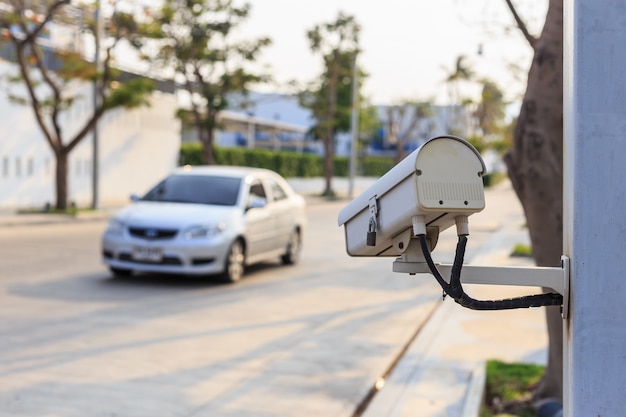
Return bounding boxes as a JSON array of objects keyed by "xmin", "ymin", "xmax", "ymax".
[
  {"xmin": 337, "ymin": 135, "xmax": 569, "ymax": 315},
  {"xmin": 337, "ymin": 135, "xmax": 486, "ymax": 257}
]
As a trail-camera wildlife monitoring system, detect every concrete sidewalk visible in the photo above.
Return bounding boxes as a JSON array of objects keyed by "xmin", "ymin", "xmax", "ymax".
[{"xmin": 362, "ymin": 179, "xmax": 547, "ymax": 417}]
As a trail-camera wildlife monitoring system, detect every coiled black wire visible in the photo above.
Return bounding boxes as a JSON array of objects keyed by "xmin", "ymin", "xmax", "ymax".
[{"xmin": 418, "ymin": 234, "xmax": 563, "ymax": 310}]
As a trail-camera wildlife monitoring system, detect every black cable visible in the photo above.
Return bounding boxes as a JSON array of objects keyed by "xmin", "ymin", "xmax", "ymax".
[
  {"xmin": 418, "ymin": 234, "xmax": 453, "ymax": 296},
  {"xmin": 417, "ymin": 234, "xmax": 563, "ymax": 311},
  {"xmin": 448, "ymin": 235, "xmax": 467, "ymax": 299}
]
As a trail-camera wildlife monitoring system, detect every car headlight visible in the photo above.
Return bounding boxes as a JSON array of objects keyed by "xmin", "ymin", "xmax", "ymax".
[
  {"xmin": 105, "ymin": 218, "xmax": 126, "ymax": 236},
  {"xmin": 182, "ymin": 223, "xmax": 226, "ymax": 239}
]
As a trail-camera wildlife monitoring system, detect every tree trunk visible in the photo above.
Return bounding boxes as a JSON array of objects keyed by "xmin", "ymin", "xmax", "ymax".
[
  {"xmin": 395, "ymin": 138, "xmax": 407, "ymax": 164},
  {"xmin": 323, "ymin": 56, "xmax": 338, "ymax": 196},
  {"xmin": 200, "ymin": 126, "xmax": 215, "ymax": 165},
  {"xmin": 55, "ymin": 150, "xmax": 69, "ymax": 210},
  {"xmin": 503, "ymin": 0, "xmax": 563, "ymax": 405},
  {"xmin": 323, "ymin": 134, "xmax": 334, "ymax": 195}
]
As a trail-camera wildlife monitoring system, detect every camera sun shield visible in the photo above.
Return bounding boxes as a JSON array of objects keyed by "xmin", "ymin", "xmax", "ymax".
[{"xmin": 337, "ymin": 135, "xmax": 487, "ymax": 257}]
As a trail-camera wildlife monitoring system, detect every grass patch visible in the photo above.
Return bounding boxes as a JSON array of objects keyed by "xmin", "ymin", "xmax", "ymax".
[
  {"xmin": 17, "ymin": 206, "xmax": 96, "ymax": 216},
  {"xmin": 511, "ymin": 243, "xmax": 532, "ymax": 258},
  {"xmin": 480, "ymin": 360, "xmax": 545, "ymax": 417}
]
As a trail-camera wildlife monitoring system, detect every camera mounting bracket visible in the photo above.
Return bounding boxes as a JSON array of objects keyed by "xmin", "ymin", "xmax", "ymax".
[{"xmin": 392, "ymin": 238, "xmax": 570, "ymax": 319}]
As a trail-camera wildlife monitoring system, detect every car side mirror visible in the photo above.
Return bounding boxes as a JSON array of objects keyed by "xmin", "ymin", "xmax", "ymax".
[{"xmin": 247, "ymin": 196, "xmax": 267, "ymax": 210}]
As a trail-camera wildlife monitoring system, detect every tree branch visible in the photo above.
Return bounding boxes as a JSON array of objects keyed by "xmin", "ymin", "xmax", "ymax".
[
  {"xmin": 13, "ymin": 42, "xmax": 56, "ymax": 151},
  {"xmin": 504, "ymin": 0, "xmax": 538, "ymax": 48},
  {"xmin": 30, "ymin": 43, "xmax": 64, "ymax": 142},
  {"xmin": 64, "ymin": 42, "xmax": 115, "ymax": 154},
  {"xmin": 11, "ymin": 0, "xmax": 70, "ymax": 44}
]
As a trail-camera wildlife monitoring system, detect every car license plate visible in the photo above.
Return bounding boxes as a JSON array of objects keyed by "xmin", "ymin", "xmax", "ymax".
[{"xmin": 132, "ymin": 246, "xmax": 163, "ymax": 262}]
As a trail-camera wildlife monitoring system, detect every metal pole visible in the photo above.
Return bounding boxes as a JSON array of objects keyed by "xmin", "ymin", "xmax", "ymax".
[
  {"xmin": 247, "ymin": 113, "xmax": 255, "ymax": 149},
  {"xmin": 564, "ymin": 0, "xmax": 626, "ymax": 414},
  {"xmin": 348, "ymin": 54, "xmax": 359, "ymax": 199},
  {"xmin": 91, "ymin": 0, "xmax": 101, "ymax": 210}
]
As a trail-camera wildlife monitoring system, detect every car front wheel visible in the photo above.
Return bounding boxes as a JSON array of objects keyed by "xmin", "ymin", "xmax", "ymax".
[
  {"xmin": 281, "ymin": 229, "xmax": 301, "ymax": 265},
  {"xmin": 221, "ymin": 239, "xmax": 245, "ymax": 283}
]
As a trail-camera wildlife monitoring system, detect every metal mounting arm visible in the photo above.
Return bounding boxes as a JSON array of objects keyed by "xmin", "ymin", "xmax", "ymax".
[{"xmin": 392, "ymin": 238, "xmax": 570, "ymax": 318}]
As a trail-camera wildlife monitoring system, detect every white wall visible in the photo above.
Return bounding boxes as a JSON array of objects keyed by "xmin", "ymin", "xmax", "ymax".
[
  {"xmin": 96, "ymin": 92, "xmax": 181, "ymax": 207},
  {"xmin": 0, "ymin": 61, "xmax": 180, "ymax": 210}
]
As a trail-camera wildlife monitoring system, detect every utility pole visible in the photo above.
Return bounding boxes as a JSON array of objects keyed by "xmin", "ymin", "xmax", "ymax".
[
  {"xmin": 348, "ymin": 53, "xmax": 359, "ymax": 199},
  {"xmin": 91, "ymin": 0, "xmax": 101, "ymax": 210},
  {"xmin": 563, "ymin": 0, "xmax": 626, "ymax": 414}
]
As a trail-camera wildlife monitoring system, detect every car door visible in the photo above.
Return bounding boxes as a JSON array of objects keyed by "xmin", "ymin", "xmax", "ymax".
[
  {"xmin": 265, "ymin": 177, "xmax": 294, "ymax": 251},
  {"xmin": 243, "ymin": 178, "xmax": 275, "ymax": 260}
]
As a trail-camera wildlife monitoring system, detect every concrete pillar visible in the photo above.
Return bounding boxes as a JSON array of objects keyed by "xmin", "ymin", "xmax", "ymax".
[{"xmin": 563, "ymin": 0, "xmax": 626, "ymax": 414}]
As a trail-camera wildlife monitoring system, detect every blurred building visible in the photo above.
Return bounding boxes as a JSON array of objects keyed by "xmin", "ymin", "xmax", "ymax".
[
  {"xmin": 181, "ymin": 91, "xmax": 321, "ymax": 154},
  {"xmin": 0, "ymin": 4, "xmax": 471, "ymax": 209},
  {"xmin": 182, "ymin": 92, "xmax": 470, "ymax": 159},
  {"xmin": 0, "ymin": 4, "xmax": 182, "ymax": 210},
  {"xmin": 362, "ymin": 104, "xmax": 471, "ymax": 158},
  {"xmin": 0, "ymin": 58, "xmax": 181, "ymax": 210}
]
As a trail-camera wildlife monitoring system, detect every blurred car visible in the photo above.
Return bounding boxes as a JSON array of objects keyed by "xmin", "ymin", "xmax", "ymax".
[{"xmin": 102, "ymin": 165, "xmax": 307, "ymax": 283}]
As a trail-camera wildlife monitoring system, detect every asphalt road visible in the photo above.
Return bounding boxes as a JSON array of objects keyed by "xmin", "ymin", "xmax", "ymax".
[{"xmin": 0, "ymin": 200, "xmax": 450, "ymax": 417}]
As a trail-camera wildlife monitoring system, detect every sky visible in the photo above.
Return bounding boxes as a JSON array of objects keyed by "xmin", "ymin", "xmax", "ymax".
[{"xmin": 235, "ymin": 0, "xmax": 547, "ymax": 106}]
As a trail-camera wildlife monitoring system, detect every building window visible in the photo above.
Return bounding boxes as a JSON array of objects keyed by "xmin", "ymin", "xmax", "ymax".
[
  {"xmin": 76, "ymin": 159, "xmax": 81, "ymax": 176},
  {"xmin": 2, "ymin": 157, "xmax": 8, "ymax": 178},
  {"xmin": 27, "ymin": 158, "xmax": 34, "ymax": 176},
  {"xmin": 15, "ymin": 157, "xmax": 21, "ymax": 177}
]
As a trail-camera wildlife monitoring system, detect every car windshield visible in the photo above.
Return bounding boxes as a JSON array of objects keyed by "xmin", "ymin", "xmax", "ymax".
[{"xmin": 141, "ymin": 174, "xmax": 242, "ymax": 206}]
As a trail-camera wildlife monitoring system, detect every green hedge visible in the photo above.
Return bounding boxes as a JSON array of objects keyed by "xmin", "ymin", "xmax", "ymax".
[
  {"xmin": 179, "ymin": 143, "xmax": 393, "ymax": 178},
  {"xmin": 179, "ymin": 143, "xmax": 505, "ymax": 188}
]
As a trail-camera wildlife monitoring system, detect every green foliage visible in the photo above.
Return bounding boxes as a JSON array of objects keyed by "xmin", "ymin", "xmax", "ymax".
[
  {"xmin": 333, "ymin": 156, "xmax": 349, "ymax": 177},
  {"xmin": 104, "ymin": 78, "xmax": 155, "ymax": 110},
  {"xmin": 179, "ymin": 142, "xmax": 204, "ymax": 165},
  {"xmin": 511, "ymin": 243, "xmax": 533, "ymax": 257},
  {"xmin": 481, "ymin": 360, "xmax": 545, "ymax": 417},
  {"xmin": 462, "ymin": 78, "xmax": 511, "ymax": 159},
  {"xmin": 467, "ymin": 134, "xmax": 511, "ymax": 157},
  {"xmin": 467, "ymin": 135, "xmax": 487, "ymax": 153},
  {"xmin": 244, "ymin": 148, "xmax": 275, "ymax": 169},
  {"xmin": 301, "ymin": 11, "xmax": 361, "ymax": 188},
  {"xmin": 56, "ymin": 51, "xmax": 98, "ymax": 81},
  {"xmin": 361, "ymin": 155, "xmax": 395, "ymax": 177},
  {"xmin": 359, "ymin": 104, "xmax": 382, "ymax": 145},
  {"xmin": 134, "ymin": 0, "xmax": 273, "ymax": 164},
  {"xmin": 17, "ymin": 207, "xmax": 78, "ymax": 216},
  {"xmin": 296, "ymin": 153, "xmax": 325, "ymax": 177},
  {"xmin": 482, "ymin": 172, "xmax": 506, "ymax": 188},
  {"xmin": 298, "ymin": 49, "xmax": 361, "ymax": 143},
  {"xmin": 273, "ymin": 152, "xmax": 302, "ymax": 177},
  {"xmin": 490, "ymin": 139, "xmax": 511, "ymax": 155},
  {"xmin": 475, "ymin": 80, "xmax": 507, "ymax": 138},
  {"xmin": 178, "ymin": 143, "xmax": 393, "ymax": 178},
  {"xmin": 217, "ymin": 146, "xmax": 247, "ymax": 167},
  {"xmin": 445, "ymin": 55, "xmax": 475, "ymax": 84},
  {"xmin": 303, "ymin": 49, "xmax": 361, "ymax": 137}
]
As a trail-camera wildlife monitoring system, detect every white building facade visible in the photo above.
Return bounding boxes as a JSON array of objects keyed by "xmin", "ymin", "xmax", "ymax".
[{"xmin": 0, "ymin": 60, "xmax": 181, "ymax": 210}]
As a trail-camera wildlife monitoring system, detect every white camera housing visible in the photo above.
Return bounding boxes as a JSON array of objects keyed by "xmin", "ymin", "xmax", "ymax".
[
  {"xmin": 337, "ymin": 135, "xmax": 571, "ymax": 319},
  {"xmin": 337, "ymin": 135, "xmax": 486, "ymax": 257}
]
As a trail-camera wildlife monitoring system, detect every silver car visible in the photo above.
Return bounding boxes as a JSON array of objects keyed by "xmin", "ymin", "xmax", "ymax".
[{"xmin": 102, "ymin": 165, "xmax": 307, "ymax": 283}]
